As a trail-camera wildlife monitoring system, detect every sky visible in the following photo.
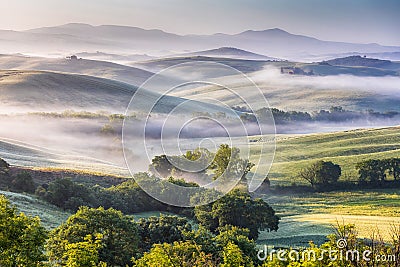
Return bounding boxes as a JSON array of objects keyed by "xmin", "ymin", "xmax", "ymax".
[{"xmin": 0, "ymin": 0, "xmax": 399, "ymax": 45}]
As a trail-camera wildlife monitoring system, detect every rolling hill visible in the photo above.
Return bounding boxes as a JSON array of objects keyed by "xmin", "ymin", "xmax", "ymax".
[
  {"xmin": 173, "ymin": 47, "xmax": 279, "ymax": 61},
  {"xmin": 0, "ymin": 54, "xmax": 154, "ymax": 87},
  {"xmin": 254, "ymin": 126, "xmax": 400, "ymax": 185},
  {"xmin": 0, "ymin": 70, "xmax": 232, "ymax": 114},
  {"xmin": 321, "ymin": 55, "xmax": 400, "ymax": 71},
  {"xmin": 133, "ymin": 56, "xmax": 275, "ymax": 74}
]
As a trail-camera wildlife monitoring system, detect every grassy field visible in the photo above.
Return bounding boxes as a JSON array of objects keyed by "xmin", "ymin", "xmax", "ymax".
[
  {"xmin": 0, "ymin": 190, "xmax": 71, "ymax": 229},
  {"xmin": 250, "ymin": 126, "xmax": 400, "ymax": 246},
  {"xmin": 257, "ymin": 188, "xmax": 400, "ymax": 247},
  {"xmin": 250, "ymin": 126, "xmax": 400, "ymax": 185}
]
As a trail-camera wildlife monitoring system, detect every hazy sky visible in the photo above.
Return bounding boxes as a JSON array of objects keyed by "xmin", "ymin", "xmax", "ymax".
[{"xmin": 1, "ymin": 0, "xmax": 399, "ymax": 45}]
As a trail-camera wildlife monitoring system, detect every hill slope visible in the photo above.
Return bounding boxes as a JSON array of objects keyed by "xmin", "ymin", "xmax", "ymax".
[
  {"xmin": 257, "ymin": 126, "xmax": 400, "ymax": 184},
  {"xmin": 173, "ymin": 47, "xmax": 279, "ymax": 61},
  {"xmin": 0, "ymin": 54, "xmax": 154, "ymax": 86},
  {"xmin": 0, "ymin": 70, "xmax": 231, "ymax": 114}
]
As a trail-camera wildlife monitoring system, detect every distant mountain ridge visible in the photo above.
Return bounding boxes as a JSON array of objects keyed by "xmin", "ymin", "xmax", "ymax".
[{"xmin": 0, "ymin": 23, "xmax": 399, "ymax": 61}]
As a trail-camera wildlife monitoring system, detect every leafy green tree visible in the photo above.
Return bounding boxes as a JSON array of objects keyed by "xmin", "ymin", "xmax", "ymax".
[
  {"xmin": 133, "ymin": 241, "xmax": 215, "ymax": 267},
  {"xmin": 136, "ymin": 215, "xmax": 192, "ymax": 252},
  {"xmin": 47, "ymin": 206, "xmax": 139, "ymax": 266},
  {"xmin": 0, "ymin": 195, "xmax": 47, "ymax": 266},
  {"xmin": 356, "ymin": 159, "xmax": 387, "ymax": 185},
  {"xmin": 215, "ymin": 225, "xmax": 257, "ymax": 260},
  {"xmin": 62, "ymin": 234, "xmax": 105, "ymax": 267},
  {"xmin": 210, "ymin": 144, "xmax": 254, "ymax": 184},
  {"xmin": 194, "ymin": 189, "xmax": 279, "ymax": 239},
  {"xmin": 300, "ymin": 160, "xmax": 341, "ymax": 189},
  {"xmin": 221, "ymin": 242, "xmax": 247, "ymax": 267}
]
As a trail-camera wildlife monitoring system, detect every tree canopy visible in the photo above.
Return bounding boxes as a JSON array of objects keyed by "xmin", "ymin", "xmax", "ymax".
[
  {"xmin": 194, "ymin": 189, "xmax": 279, "ymax": 239},
  {"xmin": 0, "ymin": 195, "xmax": 47, "ymax": 267},
  {"xmin": 47, "ymin": 206, "xmax": 139, "ymax": 266}
]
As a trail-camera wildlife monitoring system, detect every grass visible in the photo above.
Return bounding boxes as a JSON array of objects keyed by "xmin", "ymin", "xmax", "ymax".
[
  {"xmin": 257, "ymin": 188, "xmax": 400, "ymax": 247},
  {"xmin": 250, "ymin": 126, "xmax": 400, "ymax": 185},
  {"xmin": 0, "ymin": 190, "xmax": 70, "ymax": 229},
  {"xmin": 250, "ymin": 126, "xmax": 400, "ymax": 246}
]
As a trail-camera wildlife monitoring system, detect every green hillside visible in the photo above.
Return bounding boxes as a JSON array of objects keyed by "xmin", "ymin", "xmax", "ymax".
[
  {"xmin": 0, "ymin": 190, "xmax": 70, "ymax": 229},
  {"xmin": 250, "ymin": 126, "xmax": 400, "ymax": 185}
]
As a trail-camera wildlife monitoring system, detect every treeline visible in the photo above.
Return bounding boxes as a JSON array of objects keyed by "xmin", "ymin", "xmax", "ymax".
[
  {"xmin": 295, "ymin": 157, "xmax": 400, "ymax": 192},
  {"xmin": 35, "ymin": 175, "xmax": 194, "ymax": 216},
  {"xmin": 235, "ymin": 106, "xmax": 400, "ymax": 124},
  {"xmin": 356, "ymin": 158, "xmax": 400, "ymax": 185}
]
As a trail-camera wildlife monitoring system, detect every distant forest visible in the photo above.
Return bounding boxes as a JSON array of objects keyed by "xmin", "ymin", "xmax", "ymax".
[{"xmin": 234, "ymin": 106, "xmax": 400, "ymax": 124}]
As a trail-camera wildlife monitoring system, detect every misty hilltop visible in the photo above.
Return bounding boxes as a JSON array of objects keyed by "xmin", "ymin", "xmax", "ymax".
[
  {"xmin": 1, "ymin": 23, "xmax": 399, "ymax": 61},
  {"xmin": 172, "ymin": 47, "xmax": 279, "ymax": 61}
]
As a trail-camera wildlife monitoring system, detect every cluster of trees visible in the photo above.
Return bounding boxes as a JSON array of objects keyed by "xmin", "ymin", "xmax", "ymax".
[
  {"xmin": 35, "ymin": 175, "xmax": 190, "ymax": 215},
  {"xmin": 151, "ymin": 144, "xmax": 254, "ymax": 186},
  {"xmin": 236, "ymin": 106, "xmax": 400, "ymax": 125},
  {"xmin": 298, "ymin": 158, "xmax": 400, "ymax": 191},
  {"xmin": 356, "ymin": 158, "xmax": 400, "ymax": 185},
  {"xmin": 0, "ymin": 187, "xmax": 279, "ymax": 266},
  {"xmin": 299, "ymin": 160, "xmax": 342, "ymax": 190}
]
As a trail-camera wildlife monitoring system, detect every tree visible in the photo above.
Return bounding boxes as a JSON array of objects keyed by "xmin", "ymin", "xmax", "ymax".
[
  {"xmin": 300, "ymin": 161, "xmax": 341, "ymax": 189},
  {"xmin": 194, "ymin": 189, "xmax": 279, "ymax": 239},
  {"xmin": 356, "ymin": 159, "xmax": 387, "ymax": 185},
  {"xmin": 221, "ymin": 242, "xmax": 246, "ymax": 267},
  {"xmin": 215, "ymin": 225, "xmax": 257, "ymax": 264},
  {"xmin": 47, "ymin": 206, "xmax": 139, "ymax": 266},
  {"xmin": 136, "ymin": 215, "xmax": 192, "ymax": 252},
  {"xmin": 0, "ymin": 195, "xmax": 47, "ymax": 267},
  {"xmin": 133, "ymin": 241, "xmax": 215, "ymax": 267},
  {"xmin": 210, "ymin": 144, "xmax": 254, "ymax": 184},
  {"xmin": 62, "ymin": 234, "xmax": 105, "ymax": 267}
]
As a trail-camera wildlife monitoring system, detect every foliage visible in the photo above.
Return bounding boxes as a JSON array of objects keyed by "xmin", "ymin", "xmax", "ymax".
[
  {"xmin": 299, "ymin": 160, "xmax": 341, "ymax": 189},
  {"xmin": 221, "ymin": 242, "xmax": 247, "ymax": 267},
  {"xmin": 210, "ymin": 144, "xmax": 254, "ymax": 184},
  {"xmin": 194, "ymin": 189, "xmax": 279, "ymax": 239},
  {"xmin": 47, "ymin": 206, "xmax": 139, "ymax": 266},
  {"xmin": 62, "ymin": 234, "xmax": 105, "ymax": 267},
  {"xmin": 0, "ymin": 195, "xmax": 48, "ymax": 266},
  {"xmin": 133, "ymin": 241, "xmax": 216, "ymax": 267},
  {"xmin": 136, "ymin": 215, "xmax": 192, "ymax": 252},
  {"xmin": 356, "ymin": 158, "xmax": 400, "ymax": 185},
  {"xmin": 37, "ymin": 178, "xmax": 98, "ymax": 211}
]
